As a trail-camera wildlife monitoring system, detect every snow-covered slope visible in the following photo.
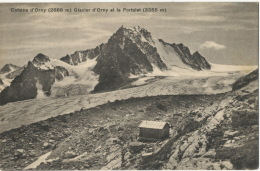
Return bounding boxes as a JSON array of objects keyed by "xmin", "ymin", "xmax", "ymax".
[
  {"xmin": 153, "ymin": 38, "xmax": 189, "ymax": 69},
  {"xmin": 141, "ymin": 63, "xmax": 257, "ymax": 77},
  {"xmin": 32, "ymin": 54, "xmax": 99, "ymax": 97},
  {"xmin": 50, "ymin": 57, "xmax": 99, "ymax": 95},
  {"xmin": 131, "ymin": 63, "xmax": 257, "ymax": 86}
]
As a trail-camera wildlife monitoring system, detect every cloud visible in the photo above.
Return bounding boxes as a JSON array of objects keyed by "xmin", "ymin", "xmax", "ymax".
[{"xmin": 199, "ymin": 41, "xmax": 226, "ymax": 50}]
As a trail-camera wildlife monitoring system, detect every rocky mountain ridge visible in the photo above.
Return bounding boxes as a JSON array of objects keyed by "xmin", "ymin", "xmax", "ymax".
[
  {"xmin": 0, "ymin": 54, "xmax": 69, "ymax": 105},
  {"xmin": 158, "ymin": 39, "xmax": 211, "ymax": 70},
  {"xmin": 60, "ymin": 44, "xmax": 105, "ymax": 66},
  {"xmin": 0, "ymin": 26, "xmax": 213, "ymax": 105}
]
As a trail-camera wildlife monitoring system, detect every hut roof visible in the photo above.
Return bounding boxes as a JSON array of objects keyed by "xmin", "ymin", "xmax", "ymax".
[{"xmin": 138, "ymin": 120, "xmax": 168, "ymax": 130}]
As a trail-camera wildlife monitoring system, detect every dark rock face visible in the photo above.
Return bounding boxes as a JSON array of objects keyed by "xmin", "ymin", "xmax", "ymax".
[
  {"xmin": 0, "ymin": 61, "xmax": 56, "ymax": 105},
  {"xmin": 0, "ymin": 78, "xmax": 3, "ymax": 85},
  {"xmin": 159, "ymin": 39, "xmax": 211, "ymax": 70},
  {"xmin": 93, "ymin": 27, "xmax": 167, "ymax": 92},
  {"xmin": 55, "ymin": 66, "xmax": 69, "ymax": 81},
  {"xmin": 231, "ymin": 109, "xmax": 258, "ymax": 127},
  {"xmin": 32, "ymin": 53, "xmax": 50, "ymax": 66},
  {"xmin": 0, "ymin": 64, "xmax": 21, "ymax": 74},
  {"xmin": 0, "ymin": 54, "xmax": 69, "ymax": 105},
  {"xmin": 60, "ymin": 44, "xmax": 105, "ymax": 66},
  {"xmin": 192, "ymin": 51, "xmax": 211, "ymax": 70},
  {"xmin": 232, "ymin": 69, "xmax": 258, "ymax": 91}
]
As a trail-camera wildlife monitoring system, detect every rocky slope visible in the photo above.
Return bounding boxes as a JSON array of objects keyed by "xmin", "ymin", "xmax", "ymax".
[
  {"xmin": 0, "ymin": 93, "xmax": 225, "ymax": 170},
  {"xmin": 232, "ymin": 69, "xmax": 258, "ymax": 90},
  {"xmin": 165, "ymin": 70, "xmax": 258, "ymax": 170}
]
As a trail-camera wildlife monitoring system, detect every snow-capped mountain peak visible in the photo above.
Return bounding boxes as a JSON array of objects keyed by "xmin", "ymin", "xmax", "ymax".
[
  {"xmin": 32, "ymin": 53, "xmax": 50, "ymax": 64},
  {"xmin": 0, "ymin": 63, "xmax": 21, "ymax": 74}
]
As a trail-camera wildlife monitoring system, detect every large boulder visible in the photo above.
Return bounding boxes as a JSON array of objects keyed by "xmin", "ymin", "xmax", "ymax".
[
  {"xmin": 129, "ymin": 142, "xmax": 145, "ymax": 154},
  {"xmin": 64, "ymin": 151, "xmax": 77, "ymax": 159}
]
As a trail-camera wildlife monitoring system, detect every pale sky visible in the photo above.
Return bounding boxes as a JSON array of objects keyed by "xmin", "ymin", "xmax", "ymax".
[{"xmin": 0, "ymin": 2, "xmax": 258, "ymax": 68}]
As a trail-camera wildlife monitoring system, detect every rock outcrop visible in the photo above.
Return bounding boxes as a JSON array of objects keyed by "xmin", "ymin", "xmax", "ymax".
[
  {"xmin": 60, "ymin": 44, "xmax": 105, "ymax": 66},
  {"xmin": 232, "ymin": 69, "xmax": 258, "ymax": 90},
  {"xmin": 0, "ymin": 78, "xmax": 3, "ymax": 85}
]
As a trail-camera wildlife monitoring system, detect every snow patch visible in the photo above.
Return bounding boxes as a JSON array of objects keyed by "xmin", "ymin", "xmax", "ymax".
[
  {"xmin": 34, "ymin": 61, "xmax": 54, "ymax": 70},
  {"xmin": 2, "ymin": 78, "xmax": 12, "ymax": 86},
  {"xmin": 78, "ymin": 52, "xmax": 82, "ymax": 63},
  {"xmin": 0, "ymin": 73, "xmax": 15, "ymax": 92},
  {"xmin": 54, "ymin": 76, "xmax": 76, "ymax": 87},
  {"xmin": 119, "ymin": 44, "xmax": 124, "ymax": 49},
  {"xmin": 36, "ymin": 81, "xmax": 47, "ymax": 99},
  {"xmin": 146, "ymin": 64, "xmax": 165, "ymax": 76},
  {"xmin": 24, "ymin": 151, "xmax": 52, "ymax": 170},
  {"xmin": 140, "ymin": 35, "xmax": 148, "ymax": 43},
  {"xmin": 129, "ymin": 74, "xmax": 139, "ymax": 78},
  {"xmin": 7, "ymin": 65, "xmax": 17, "ymax": 73},
  {"xmin": 36, "ymin": 89, "xmax": 47, "ymax": 99},
  {"xmin": 131, "ymin": 77, "xmax": 154, "ymax": 86},
  {"xmin": 119, "ymin": 37, "xmax": 125, "ymax": 49}
]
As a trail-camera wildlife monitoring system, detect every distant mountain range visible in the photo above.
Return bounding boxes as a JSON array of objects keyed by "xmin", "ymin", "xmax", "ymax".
[{"xmin": 0, "ymin": 26, "xmax": 211, "ymax": 105}]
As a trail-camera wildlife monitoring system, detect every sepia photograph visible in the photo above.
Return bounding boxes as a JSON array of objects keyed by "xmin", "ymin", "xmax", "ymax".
[{"xmin": 0, "ymin": 2, "xmax": 259, "ymax": 170}]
